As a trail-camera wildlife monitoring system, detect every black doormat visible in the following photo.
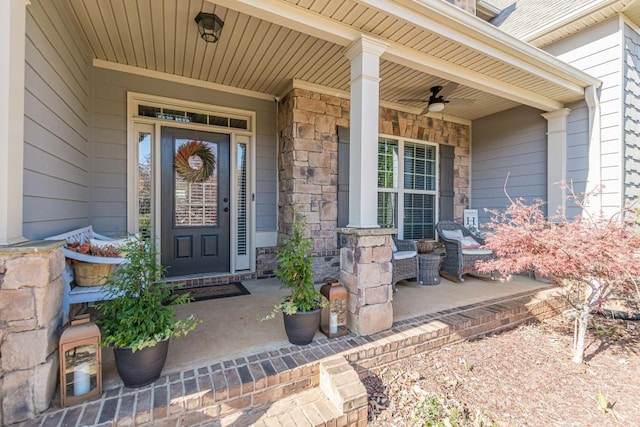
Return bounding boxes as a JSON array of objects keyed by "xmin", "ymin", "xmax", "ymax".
[{"xmin": 172, "ymin": 282, "xmax": 251, "ymax": 302}]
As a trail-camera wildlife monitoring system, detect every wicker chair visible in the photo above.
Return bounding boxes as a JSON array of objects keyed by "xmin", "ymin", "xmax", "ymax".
[
  {"xmin": 391, "ymin": 238, "xmax": 421, "ymax": 291},
  {"xmin": 436, "ymin": 221, "xmax": 496, "ymax": 282}
]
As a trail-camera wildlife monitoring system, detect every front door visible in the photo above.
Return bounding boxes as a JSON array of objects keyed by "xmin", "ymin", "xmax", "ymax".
[{"xmin": 161, "ymin": 127, "xmax": 230, "ymax": 276}]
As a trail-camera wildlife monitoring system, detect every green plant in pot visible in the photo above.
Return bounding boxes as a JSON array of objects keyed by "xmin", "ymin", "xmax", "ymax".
[
  {"xmin": 95, "ymin": 236, "xmax": 199, "ymax": 388},
  {"xmin": 262, "ymin": 210, "xmax": 323, "ymax": 345}
]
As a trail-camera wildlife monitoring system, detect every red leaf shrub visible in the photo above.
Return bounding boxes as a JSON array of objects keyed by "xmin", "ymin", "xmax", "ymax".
[{"xmin": 476, "ymin": 185, "xmax": 640, "ymax": 362}]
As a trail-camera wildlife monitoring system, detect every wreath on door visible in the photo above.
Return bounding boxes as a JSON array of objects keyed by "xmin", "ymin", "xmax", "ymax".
[{"xmin": 174, "ymin": 140, "xmax": 216, "ymax": 183}]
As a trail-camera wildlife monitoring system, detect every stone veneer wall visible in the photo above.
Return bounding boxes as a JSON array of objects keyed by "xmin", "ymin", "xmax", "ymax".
[
  {"xmin": 277, "ymin": 87, "xmax": 471, "ymax": 266},
  {"xmin": 0, "ymin": 241, "xmax": 65, "ymax": 425}
]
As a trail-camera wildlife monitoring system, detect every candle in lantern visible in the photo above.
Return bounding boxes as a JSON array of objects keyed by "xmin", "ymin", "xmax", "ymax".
[
  {"xmin": 74, "ymin": 362, "xmax": 91, "ymax": 396},
  {"xmin": 330, "ymin": 311, "xmax": 338, "ymax": 334}
]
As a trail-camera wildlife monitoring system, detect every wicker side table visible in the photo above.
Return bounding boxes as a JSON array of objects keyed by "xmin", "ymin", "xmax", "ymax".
[{"xmin": 418, "ymin": 253, "xmax": 443, "ymax": 285}]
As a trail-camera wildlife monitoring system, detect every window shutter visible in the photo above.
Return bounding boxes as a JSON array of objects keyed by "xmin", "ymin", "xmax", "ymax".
[
  {"xmin": 439, "ymin": 144, "xmax": 455, "ymax": 221},
  {"xmin": 337, "ymin": 126, "xmax": 350, "ymax": 227}
]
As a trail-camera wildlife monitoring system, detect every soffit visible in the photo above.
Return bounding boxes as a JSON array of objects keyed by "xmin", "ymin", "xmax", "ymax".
[
  {"xmin": 62, "ymin": 0, "xmax": 585, "ymax": 121},
  {"xmin": 280, "ymin": 0, "xmax": 591, "ymax": 101}
]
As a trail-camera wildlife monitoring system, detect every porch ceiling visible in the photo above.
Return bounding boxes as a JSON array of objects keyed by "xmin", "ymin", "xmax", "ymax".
[{"xmin": 61, "ymin": 0, "xmax": 599, "ymax": 121}]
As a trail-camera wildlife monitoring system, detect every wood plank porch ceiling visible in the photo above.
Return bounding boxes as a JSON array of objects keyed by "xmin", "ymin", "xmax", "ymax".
[{"xmin": 62, "ymin": 0, "xmax": 598, "ymax": 121}]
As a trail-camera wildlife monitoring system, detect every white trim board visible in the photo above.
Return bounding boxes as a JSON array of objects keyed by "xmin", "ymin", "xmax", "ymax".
[{"xmin": 95, "ymin": 59, "xmax": 275, "ymax": 102}]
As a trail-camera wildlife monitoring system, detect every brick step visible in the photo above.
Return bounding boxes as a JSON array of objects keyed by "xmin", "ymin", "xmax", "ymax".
[
  {"xmin": 181, "ymin": 386, "xmax": 344, "ymax": 426},
  {"xmin": 175, "ymin": 356, "xmax": 367, "ymax": 427}
]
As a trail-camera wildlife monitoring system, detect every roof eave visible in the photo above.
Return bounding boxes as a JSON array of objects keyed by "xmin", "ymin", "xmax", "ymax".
[{"xmin": 391, "ymin": 0, "xmax": 602, "ymax": 89}]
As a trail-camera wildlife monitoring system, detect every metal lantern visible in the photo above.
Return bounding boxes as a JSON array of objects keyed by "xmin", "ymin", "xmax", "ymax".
[
  {"xmin": 194, "ymin": 12, "xmax": 224, "ymax": 43},
  {"xmin": 320, "ymin": 280, "xmax": 348, "ymax": 338},
  {"xmin": 59, "ymin": 314, "xmax": 102, "ymax": 407}
]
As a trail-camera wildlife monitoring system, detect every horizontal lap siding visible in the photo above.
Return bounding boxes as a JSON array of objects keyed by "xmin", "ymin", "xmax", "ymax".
[
  {"xmin": 545, "ymin": 17, "xmax": 623, "ymax": 215},
  {"xmin": 566, "ymin": 101, "xmax": 589, "ymax": 218},
  {"xmin": 24, "ymin": 0, "xmax": 91, "ymax": 239},
  {"xmin": 471, "ymin": 105, "xmax": 547, "ymax": 225},
  {"xmin": 90, "ymin": 67, "xmax": 277, "ymax": 235},
  {"xmin": 623, "ymin": 24, "xmax": 640, "ymax": 205}
]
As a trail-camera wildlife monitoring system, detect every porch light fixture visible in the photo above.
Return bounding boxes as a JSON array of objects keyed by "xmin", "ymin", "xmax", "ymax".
[{"xmin": 195, "ymin": 12, "xmax": 224, "ymax": 43}]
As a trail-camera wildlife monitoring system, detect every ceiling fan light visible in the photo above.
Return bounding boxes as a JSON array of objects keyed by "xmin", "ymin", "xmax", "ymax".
[{"xmin": 428, "ymin": 102, "xmax": 445, "ymax": 112}]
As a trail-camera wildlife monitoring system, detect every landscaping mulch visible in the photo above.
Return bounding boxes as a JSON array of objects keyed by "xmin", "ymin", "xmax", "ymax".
[{"xmin": 364, "ymin": 313, "xmax": 640, "ymax": 426}]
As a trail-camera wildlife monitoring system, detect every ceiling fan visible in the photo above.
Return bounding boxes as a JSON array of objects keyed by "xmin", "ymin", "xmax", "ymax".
[{"xmin": 400, "ymin": 83, "xmax": 475, "ymax": 115}]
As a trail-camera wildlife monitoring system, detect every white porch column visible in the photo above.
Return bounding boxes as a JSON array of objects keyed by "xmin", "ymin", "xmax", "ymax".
[
  {"xmin": 344, "ymin": 36, "xmax": 388, "ymax": 228},
  {"xmin": 0, "ymin": 0, "xmax": 27, "ymax": 245},
  {"xmin": 542, "ymin": 108, "xmax": 571, "ymax": 217}
]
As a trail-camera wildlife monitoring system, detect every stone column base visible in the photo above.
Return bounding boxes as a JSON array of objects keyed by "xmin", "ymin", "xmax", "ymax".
[{"xmin": 337, "ymin": 227, "xmax": 396, "ymax": 336}]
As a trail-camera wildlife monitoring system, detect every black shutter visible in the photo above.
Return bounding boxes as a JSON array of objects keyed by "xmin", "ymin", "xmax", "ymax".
[
  {"xmin": 337, "ymin": 127, "xmax": 350, "ymax": 227},
  {"xmin": 439, "ymin": 144, "xmax": 455, "ymax": 221}
]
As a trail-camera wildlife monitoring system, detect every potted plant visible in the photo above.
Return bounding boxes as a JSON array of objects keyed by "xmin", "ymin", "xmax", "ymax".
[
  {"xmin": 262, "ymin": 210, "xmax": 323, "ymax": 345},
  {"xmin": 95, "ymin": 236, "xmax": 199, "ymax": 388}
]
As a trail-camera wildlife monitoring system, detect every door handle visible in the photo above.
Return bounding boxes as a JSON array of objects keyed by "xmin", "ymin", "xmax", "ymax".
[{"xmin": 223, "ymin": 207, "xmax": 229, "ymax": 212}]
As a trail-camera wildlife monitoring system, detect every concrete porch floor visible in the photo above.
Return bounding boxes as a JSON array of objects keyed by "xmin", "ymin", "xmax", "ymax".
[
  {"xmin": 99, "ymin": 274, "xmax": 551, "ymax": 389},
  {"xmin": 29, "ymin": 274, "xmax": 562, "ymax": 426}
]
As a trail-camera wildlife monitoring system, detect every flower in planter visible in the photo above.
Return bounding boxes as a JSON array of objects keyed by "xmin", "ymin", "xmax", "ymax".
[{"xmin": 65, "ymin": 242, "xmax": 122, "ymax": 261}]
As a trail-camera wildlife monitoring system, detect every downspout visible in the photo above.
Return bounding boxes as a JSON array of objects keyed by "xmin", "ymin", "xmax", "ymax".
[{"xmin": 585, "ymin": 85, "xmax": 602, "ymax": 215}]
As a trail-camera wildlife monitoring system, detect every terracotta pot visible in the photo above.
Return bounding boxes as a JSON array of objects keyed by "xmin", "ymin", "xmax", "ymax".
[{"xmin": 282, "ymin": 308, "xmax": 321, "ymax": 345}]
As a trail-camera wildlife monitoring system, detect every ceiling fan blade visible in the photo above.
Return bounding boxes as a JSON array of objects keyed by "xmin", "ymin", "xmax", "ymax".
[
  {"xmin": 399, "ymin": 98, "xmax": 429, "ymax": 102},
  {"xmin": 419, "ymin": 105, "xmax": 432, "ymax": 115},
  {"xmin": 448, "ymin": 98, "xmax": 475, "ymax": 106},
  {"xmin": 438, "ymin": 82, "xmax": 459, "ymax": 98}
]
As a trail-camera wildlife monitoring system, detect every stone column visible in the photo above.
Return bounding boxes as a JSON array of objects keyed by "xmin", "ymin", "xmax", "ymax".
[
  {"xmin": 542, "ymin": 108, "xmax": 571, "ymax": 217},
  {"xmin": 0, "ymin": 241, "xmax": 65, "ymax": 425},
  {"xmin": 0, "ymin": 0, "xmax": 27, "ymax": 245},
  {"xmin": 344, "ymin": 36, "xmax": 388, "ymax": 228},
  {"xmin": 338, "ymin": 228, "xmax": 395, "ymax": 336}
]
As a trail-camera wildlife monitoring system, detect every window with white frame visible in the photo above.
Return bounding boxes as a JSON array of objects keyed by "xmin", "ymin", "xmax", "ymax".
[{"xmin": 377, "ymin": 137, "xmax": 438, "ymax": 239}]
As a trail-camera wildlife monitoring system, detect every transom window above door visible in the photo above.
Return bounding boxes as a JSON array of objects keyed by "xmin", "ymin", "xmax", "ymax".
[{"xmin": 377, "ymin": 137, "xmax": 438, "ymax": 240}]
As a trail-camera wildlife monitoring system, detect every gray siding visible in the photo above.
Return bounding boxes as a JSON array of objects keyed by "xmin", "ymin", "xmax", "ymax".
[
  {"xmin": 90, "ymin": 67, "xmax": 277, "ymax": 235},
  {"xmin": 24, "ymin": 0, "xmax": 91, "ymax": 239},
  {"xmin": 545, "ymin": 17, "xmax": 623, "ymax": 213},
  {"xmin": 566, "ymin": 101, "xmax": 590, "ymax": 219},
  {"xmin": 471, "ymin": 105, "xmax": 547, "ymax": 224},
  {"xmin": 623, "ymin": 24, "xmax": 640, "ymax": 204}
]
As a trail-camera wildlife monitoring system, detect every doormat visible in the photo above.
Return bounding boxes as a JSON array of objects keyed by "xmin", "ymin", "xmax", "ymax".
[{"xmin": 172, "ymin": 282, "xmax": 251, "ymax": 303}]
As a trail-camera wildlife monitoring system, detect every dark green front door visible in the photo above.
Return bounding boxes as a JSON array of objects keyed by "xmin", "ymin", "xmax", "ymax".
[{"xmin": 161, "ymin": 127, "xmax": 230, "ymax": 277}]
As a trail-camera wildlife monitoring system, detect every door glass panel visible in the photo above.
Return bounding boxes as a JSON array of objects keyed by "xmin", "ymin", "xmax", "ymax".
[
  {"xmin": 237, "ymin": 143, "xmax": 247, "ymax": 256},
  {"xmin": 138, "ymin": 132, "xmax": 152, "ymax": 239},
  {"xmin": 174, "ymin": 139, "xmax": 218, "ymax": 227}
]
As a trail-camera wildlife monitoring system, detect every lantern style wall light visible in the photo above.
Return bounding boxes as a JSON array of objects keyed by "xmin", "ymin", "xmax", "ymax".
[
  {"xmin": 320, "ymin": 280, "xmax": 349, "ymax": 338},
  {"xmin": 195, "ymin": 12, "xmax": 224, "ymax": 43},
  {"xmin": 59, "ymin": 314, "xmax": 102, "ymax": 407}
]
